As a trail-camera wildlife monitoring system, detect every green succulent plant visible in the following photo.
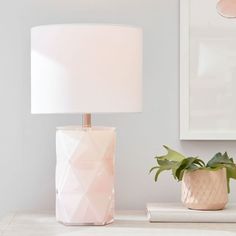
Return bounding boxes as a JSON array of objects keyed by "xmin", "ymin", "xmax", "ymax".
[{"xmin": 150, "ymin": 146, "xmax": 236, "ymax": 193}]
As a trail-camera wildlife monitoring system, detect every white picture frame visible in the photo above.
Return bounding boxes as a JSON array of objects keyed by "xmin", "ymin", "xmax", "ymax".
[{"xmin": 180, "ymin": 0, "xmax": 236, "ymax": 140}]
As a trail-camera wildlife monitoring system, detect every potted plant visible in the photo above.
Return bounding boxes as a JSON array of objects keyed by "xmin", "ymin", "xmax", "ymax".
[{"xmin": 150, "ymin": 146, "xmax": 236, "ymax": 210}]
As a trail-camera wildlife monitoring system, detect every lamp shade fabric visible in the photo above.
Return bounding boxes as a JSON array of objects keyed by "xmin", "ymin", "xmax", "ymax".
[{"xmin": 31, "ymin": 24, "xmax": 142, "ymax": 114}]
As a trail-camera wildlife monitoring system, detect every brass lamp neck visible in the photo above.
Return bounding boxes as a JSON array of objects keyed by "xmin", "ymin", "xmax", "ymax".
[{"xmin": 82, "ymin": 113, "xmax": 92, "ymax": 128}]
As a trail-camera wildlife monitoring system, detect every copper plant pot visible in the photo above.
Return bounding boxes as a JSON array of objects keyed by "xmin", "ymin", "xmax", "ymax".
[{"xmin": 182, "ymin": 168, "xmax": 228, "ymax": 210}]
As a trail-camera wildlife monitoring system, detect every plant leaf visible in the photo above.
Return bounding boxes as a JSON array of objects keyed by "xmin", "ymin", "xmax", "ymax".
[
  {"xmin": 206, "ymin": 152, "xmax": 236, "ymax": 193},
  {"xmin": 207, "ymin": 152, "xmax": 233, "ymax": 167},
  {"xmin": 226, "ymin": 164, "xmax": 236, "ymax": 179},
  {"xmin": 174, "ymin": 157, "xmax": 205, "ymax": 181},
  {"xmin": 150, "ymin": 147, "xmax": 236, "ymax": 192},
  {"xmin": 194, "ymin": 159, "xmax": 205, "ymax": 167},
  {"xmin": 175, "ymin": 158, "xmax": 199, "ymax": 181},
  {"xmin": 149, "ymin": 166, "xmax": 159, "ymax": 174},
  {"xmin": 225, "ymin": 163, "xmax": 236, "ymax": 193},
  {"xmin": 154, "ymin": 167, "xmax": 167, "ymax": 181},
  {"xmin": 154, "ymin": 159, "xmax": 179, "ymax": 181},
  {"xmin": 155, "ymin": 146, "xmax": 186, "ymax": 162}
]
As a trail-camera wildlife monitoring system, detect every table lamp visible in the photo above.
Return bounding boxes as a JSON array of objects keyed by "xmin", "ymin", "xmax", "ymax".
[{"xmin": 31, "ymin": 24, "xmax": 142, "ymax": 226}]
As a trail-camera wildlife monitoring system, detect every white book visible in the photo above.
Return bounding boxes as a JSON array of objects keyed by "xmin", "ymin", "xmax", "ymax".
[{"xmin": 147, "ymin": 203, "xmax": 236, "ymax": 223}]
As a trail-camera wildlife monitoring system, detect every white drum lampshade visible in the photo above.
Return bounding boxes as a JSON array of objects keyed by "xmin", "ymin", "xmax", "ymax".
[
  {"xmin": 31, "ymin": 24, "xmax": 142, "ymax": 226},
  {"xmin": 31, "ymin": 24, "xmax": 142, "ymax": 114}
]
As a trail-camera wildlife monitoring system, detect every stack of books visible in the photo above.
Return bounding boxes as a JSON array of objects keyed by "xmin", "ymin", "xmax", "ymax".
[{"xmin": 146, "ymin": 203, "xmax": 236, "ymax": 223}]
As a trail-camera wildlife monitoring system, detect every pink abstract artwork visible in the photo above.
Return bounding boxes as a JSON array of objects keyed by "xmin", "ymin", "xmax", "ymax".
[{"xmin": 217, "ymin": 0, "xmax": 236, "ymax": 18}]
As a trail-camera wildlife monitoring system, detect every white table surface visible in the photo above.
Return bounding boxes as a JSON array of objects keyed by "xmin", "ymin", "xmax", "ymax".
[{"xmin": 0, "ymin": 211, "xmax": 236, "ymax": 236}]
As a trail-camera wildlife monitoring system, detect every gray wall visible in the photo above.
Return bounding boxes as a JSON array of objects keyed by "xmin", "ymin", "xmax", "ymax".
[{"xmin": 0, "ymin": 0, "xmax": 235, "ymax": 216}]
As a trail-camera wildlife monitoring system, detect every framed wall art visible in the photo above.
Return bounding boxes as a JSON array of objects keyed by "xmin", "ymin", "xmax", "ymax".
[{"xmin": 180, "ymin": 0, "xmax": 236, "ymax": 140}]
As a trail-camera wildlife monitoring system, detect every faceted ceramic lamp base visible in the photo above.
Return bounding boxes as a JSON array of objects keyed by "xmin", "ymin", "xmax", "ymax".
[{"xmin": 55, "ymin": 127, "xmax": 115, "ymax": 225}]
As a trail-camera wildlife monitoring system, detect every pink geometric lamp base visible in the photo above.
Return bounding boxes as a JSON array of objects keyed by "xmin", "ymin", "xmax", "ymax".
[{"xmin": 55, "ymin": 127, "xmax": 115, "ymax": 225}]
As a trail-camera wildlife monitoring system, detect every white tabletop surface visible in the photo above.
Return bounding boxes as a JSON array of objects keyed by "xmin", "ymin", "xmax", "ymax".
[{"xmin": 0, "ymin": 211, "xmax": 236, "ymax": 236}]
